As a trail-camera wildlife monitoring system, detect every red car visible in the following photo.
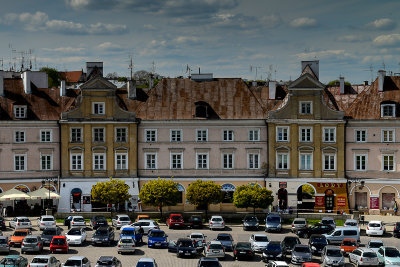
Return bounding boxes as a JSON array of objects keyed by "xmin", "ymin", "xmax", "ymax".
[
  {"xmin": 166, "ymin": 214, "xmax": 184, "ymax": 229},
  {"xmin": 50, "ymin": 236, "xmax": 68, "ymax": 253}
]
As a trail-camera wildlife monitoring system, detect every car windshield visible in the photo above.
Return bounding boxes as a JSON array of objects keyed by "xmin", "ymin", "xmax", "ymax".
[
  {"xmin": 136, "ymin": 263, "xmax": 154, "ymax": 267},
  {"xmin": 327, "ymin": 249, "xmax": 342, "ymax": 257},
  {"xmin": 179, "ymin": 240, "xmax": 193, "ymax": 247},
  {"xmin": 267, "ymin": 217, "xmax": 280, "ymax": 222},
  {"xmin": 121, "ymin": 229, "xmax": 135, "ymax": 236},
  {"xmin": 363, "ymin": 252, "xmax": 377, "ymax": 258},
  {"xmin": 14, "ymin": 231, "xmax": 28, "ymax": 236},
  {"xmin": 386, "ymin": 248, "xmax": 400, "ymax": 257},
  {"xmin": 322, "ymin": 219, "xmax": 334, "ymax": 224},
  {"xmin": 236, "ymin": 243, "xmax": 251, "ymax": 249},
  {"xmin": 149, "ymin": 232, "xmax": 165, "ymax": 238},
  {"xmin": 73, "ymin": 218, "xmax": 84, "ymax": 222},
  {"xmin": 31, "ymin": 258, "xmax": 49, "ymax": 264},
  {"xmin": 211, "ymin": 217, "xmax": 222, "ymax": 222},
  {"xmin": 42, "ymin": 218, "xmax": 54, "ymax": 222},
  {"xmin": 64, "ymin": 260, "xmax": 81, "ymax": 266},
  {"xmin": 43, "ymin": 229, "xmax": 56, "ymax": 235},
  {"xmin": 191, "ymin": 235, "xmax": 203, "ymax": 239},
  {"xmin": 245, "ymin": 216, "xmax": 257, "ymax": 221},
  {"xmin": 294, "ymin": 220, "xmax": 306, "ymax": 225},
  {"xmin": 342, "ymin": 240, "xmax": 356, "ymax": 246},
  {"xmin": 0, "ymin": 258, "xmax": 16, "ymax": 265},
  {"xmin": 97, "ymin": 260, "xmax": 113, "ymax": 265},
  {"xmin": 171, "ymin": 216, "xmax": 182, "ymax": 220},
  {"xmin": 267, "ymin": 243, "xmax": 281, "ymax": 250},
  {"xmin": 119, "ymin": 217, "xmax": 130, "ymax": 221},
  {"xmin": 52, "ymin": 238, "xmax": 66, "ymax": 245},
  {"xmin": 294, "ymin": 246, "xmax": 310, "ymax": 253},
  {"xmin": 217, "ymin": 235, "xmax": 231, "ymax": 241},
  {"xmin": 19, "ymin": 218, "xmax": 30, "ymax": 222},
  {"xmin": 95, "ymin": 230, "xmax": 108, "ymax": 235},
  {"xmin": 68, "ymin": 229, "xmax": 81, "ymax": 235},
  {"xmin": 369, "ymin": 223, "xmax": 381, "ymax": 227},
  {"xmin": 120, "ymin": 239, "xmax": 133, "ymax": 244},
  {"xmin": 191, "ymin": 217, "xmax": 201, "ymax": 221},
  {"xmin": 255, "ymin": 236, "xmax": 269, "ymax": 242},
  {"xmin": 312, "ymin": 237, "xmax": 327, "ymax": 243},
  {"xmin": 369, "ymin": 242, "xmax": 383, "ymax": 248},
  {"xmin": 209, "ymin": 244, "xmax": 223, "ymax": 249},
  {"xmin": 24, "ymin": 238, "xmax": 38, "ymax": 243},
  {"xmin": 345, "ymin": 222, "xmax": 357, "ymax": 226}
]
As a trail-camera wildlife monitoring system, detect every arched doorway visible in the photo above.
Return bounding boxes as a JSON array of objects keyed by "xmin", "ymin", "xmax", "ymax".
[
  {"xmin": 325, "ymin": 189, "xmax": 335, "ymax": 212},
  {"xmin": 278, "ymin": 188, "xmax": 288, "ymax": 210},
  {"xmin": 221, "ymin": 184, "xmax": 235, "ymax": 203},
  {"xmin": 176, "ymin": 184, "xmax": 185, "ymax": 204},
  {"xmin": 297, "ymin": 184, "xmax": 315, "ymax": 212},
  {"xmin": 71, "ymin": 188, "xmax": 82, "ymax": 212}
]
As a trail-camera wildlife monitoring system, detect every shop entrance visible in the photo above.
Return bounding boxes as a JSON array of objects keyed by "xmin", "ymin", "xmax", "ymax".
[
  {"xmin": 297, "ymin": 184, "xmax": 315, "ymax": 212},
  {"xmin": 325, "ymin": 189, "xmax": 335, "ymax": 211},
  {"xmin": 278, "ymin": 188, "xmax": 288, "ymax": 210},
  {"xmin": 71, "ymin": 188, "xmax": 82, "ymax": 212}
]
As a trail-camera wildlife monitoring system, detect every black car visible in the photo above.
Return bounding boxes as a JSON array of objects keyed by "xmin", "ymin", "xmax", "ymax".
[
  {"xmin": 197, "ymin": 257, "xmax": 221, "ymax": 267},
  {"xmin": 297, "ymin": 223, "xmax": 334, "ymax": 238},
  {"xmin": 262, "ymin": 241, "xmax": 283, "ymax": 262},
  {"xmin": 91, "ymin": 226, "xmax": 115, "ymax": 246},
  {"xmin": 0, "ymin": 217, "xmax": 6, "ymax": 230},
  {"xmin": 394, "ymin": 222, "xmax": 400, "ymax": 238},
  {"xmin": 168, "ymin": 238, "xmax": 200, "ymax": 258},
  {"xmin": 243, "ymin": 215, "xmax": 259, "ymax": 231},
  {"xmin": 90, "ymin": 216, "xmax": 108, "ymax": 230},
  {"xmin": 95, "ymin": 256, "xmax": 122, "ymax": 267},
  {"xmin": 281, "ymin": 236, "xmax": 301, "ymax": 256},
  {"xmin": 188, "ymin": 215, "xmax": 203, "ymax": 229},
  {"xmin": 41, "ymin": 227, "xmax": 63, "ymax": 245},
  {"xmin": 308, "ymin": 234, "xmax": 328, "ymax": 255},
  {"xmin": 234, "ymin": 242, "xmax": 254, "ymax": 260}
]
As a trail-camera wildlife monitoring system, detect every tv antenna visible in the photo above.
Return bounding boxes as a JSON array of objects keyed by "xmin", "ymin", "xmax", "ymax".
[
  {"xmin": 250, "ymin": 65, "xmax": 263, "ymax": 80},
  {"xmin": 185, "ymin": 64, "xmax": 193, "ymax": 77},
  {"xmin": 363, "ymin": 65, "xmax": 374, "ymax": 84},
  {"xmin": 128, "ymin": 55, "xmax": 134, "ymax": 79},
  {"xmin": 150, "ymin": 61, "xmax": 156, "ymax": 74}
]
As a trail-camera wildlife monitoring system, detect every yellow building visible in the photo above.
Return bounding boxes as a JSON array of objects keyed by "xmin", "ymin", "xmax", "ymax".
[{"xmin": 58, "ymin": 75, "xmax": 138, "ymax": 212}]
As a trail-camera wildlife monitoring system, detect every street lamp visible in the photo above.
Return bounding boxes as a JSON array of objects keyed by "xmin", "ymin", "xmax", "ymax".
[{"xmin": 42, "ymin": 178, "xmax": 58, "ymax": 209}]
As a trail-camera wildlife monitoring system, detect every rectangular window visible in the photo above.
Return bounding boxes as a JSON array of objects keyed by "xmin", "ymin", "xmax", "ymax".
[
  {"xmin": 70, "ymin": 153, "xmax": 83, "ymax": 170},
  {"xmin": 196, "ymin": 129, "xmax": 208, "ymax": 142},
  {"xmin": 115, "ymin": 128, "xmax": 127, "ymax": 142},
  {"xmin": 277, "ymin": 153, "xmax": 289, "ymax": 170},
  {"xmin": 299, "ymin": 153, "xmax": 312, "ymax": 170},
  {"xmin": 71, "ymin": 128, "xmax": 82, "ymax": 143},
  {"xmin": 14, "ymin": 155, "xmax": 26, "ymax": 171},
  {"xmin": 299, "ymin": 127, "xmax": 312, "ymax": 142},
  {"xmin": 115, "ymin": 153, "xmax": 128, "ymax": 170},
  {"xmin": 382, "ymin": 129, "xmax": 395, "ymax": 142},
  {"xmin": 248, "ymin": 153, "xmax": 260, "ymax": 169},
  {"xmin": 93, "ymin": 128, "xmax": 105, "ymax": 142},
  {"xmin": 323, "ymin": 127, "xmax": 336, "ymax": 142},
  {"xmin": 223, "ymin": 130, "xmax": 234, "ymax": 141},
  {"xmin": 383, "ymin": 154, "xmax": 395, "ymax": 171},
  {"xmin": 381, "ymin": 104, "xmax": 396, "ymax": 117},
  {"xmin": 276, "ymin": 126, "xmax": 289, "ymax": 142},
  {"xmin": 196, "ymin": 153, "xmax": 209, "ymax": 169},
  {"xmin": 222, "ymin": 153, "xmax": 234, "ymax": 169},
  {"xmin": 170, "ymin": 153, "xmax": 183, "ymax": 169},
  {"xmin": 170, "ymin": 130, "xmax": 182, "ymax": 142},
  {"xmin": 145, "ymin": 129, "xmax": 157, "ymax": 142},
  {"xmin": 324, "ymin": 154, "xmax": 336, "ymax": 171},
  {"xmin": 40, "ymin": 154, "xmax": 52, "ymax": 170},
  {"xmin": 354, "ymin": 154, "xmax": 367, "ymax": 171},
  {"xmin": 249, "ymin": 129, "xmax": 260, "ymax": 141},
  {"xmin": 40, "ymin": 130, "xmax": 52, "ymax": 142},
  {"xmin": 14, "ymin": 106, "xmax": 27, "ymax": 118},
  {"xmin": 145, "ymin": 153, "xmax": 157, "ymax": 169},
  {"xmin": 299, "ymin": 101, "xmax": 312, "ymax": 114},
  {"xmin": 93, "ymin": 153, "xmax": 106, "ymax": 170},
  {"xmin": 355, "ymin": 129, "xmax": 367, "ymax": 142},
  {"xmin": 92, "ymin": 102, "xmax": 105, "ymax": 115},
  {"xmin": 15, "ymin": 131, "xmax": 25, "ymax": 143}
]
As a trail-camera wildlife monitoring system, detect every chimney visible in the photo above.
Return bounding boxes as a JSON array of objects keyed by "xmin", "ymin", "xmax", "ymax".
[
  {"xmin": 339, "ymin": 76, "xmax": 345, "ymax": 94},
  {"xmin": 22, "ymin": 70, "xmax": 31, "ymax": 94},
  {"xmin": 60, "ymin": 80, "xmax": 66, "ymax": 96},
  {"xmin": 269, "ymin": 81, "xmax": 276, "ymax": 99},
  {"xmin": 128, "ymin": 79, "xmax": 136, "ymax": 99},
  {"xmin": 364, "ymin": 81, "xmax": 369, "ymax": 86},
  {"xmin": 378, "ymin": 70, "xmax": 386, "ymax": 92},
  {"xmin": 0, "ymin": 71, "xmax": 3, "ymax": 96}
]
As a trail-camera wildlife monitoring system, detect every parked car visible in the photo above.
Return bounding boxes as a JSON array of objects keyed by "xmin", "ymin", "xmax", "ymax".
[
  {"xmin": 281, "ymin": 236, "xmax": 301, "ymax": 256},
  {"xmin": 243, "ymin": 215, "xmax": 259, "ymax": 231},
  {"xmin": 0, "ymin": 255, "xmax": 28, "ymax": 267},
  {"xmin": 197, "ymin": 257, "xmax": 221, "ymax": 267},
  {"xmin": 188, "ymin": 215, "xmax": 203, "ymax": 229},
  {"xmin": 94, "ymin": 256, "xmax": 121, "ymax": 267},
  {"xmin": 136, "ymin": 258, "xmax": 158, "ymax": 267},
  {"xmin": 37, "ymin": 216, "xmax": 56, "ymax": 230},
  {"xmin": 262, "ymin": 241, "xmax": 283, "ymax": 262},
  {"xmin": 215, "ymin": 233, "xmax": 234, "ymax": 251},
  {"xmin": 21, "ymin": 235, "xmax": 44, "ymax": 254},
  {"xmin": 168, "ymin": 238, "xmax": 199, "ymax": 258},
  {"xmin": 297, "ymin": 223, "xmax": 334, "ymax": 239},
  {"xmin": 0, "ymin": 217, "xmax": 7, "ymax": 230},
  {"xmin": 265, "ymin": 213, "xmax": 282, "ymax": 232},
  {"xmin": 9, "ymin": 217, "xmax": 32, "ymax": 229},
  {"xmin": 377, "ymin": 246, "xmax": 400, "ymax": 266},
  {"xmin": 366, "ymin": 221, "xmax": 385, "ymax": 236},
  {"xmin": 90, "ymin": 216, "xmax": 108, "ymax": 229},
  {"xmin": 340, "ymin": 239, "xmax": 358, "ymax": 255},
  {"xmin": 290, "ymin": 244, "xmax": 312, "ymax": 265},
  {"xmin": 166, "ymin": 213, "xmax": 185, "ymax": 229},
  {"xmin": 292, "ymin": 218, "xmax": 308, "ymax": 233},
  {"xmin": 63, "ymin": 256, "xmax": 90, "ymax": 267},
  {"xmin": 204, "ymin": 240, "xmax": 225, "ymax": 259},
  {"xmin": 9, "ymin": 229, "xmax": 31, "ymax": 247},
  {"xmin": 323, "ymin": 226, "xmax": 360, "ymax": 244},
  {"xmin": 91, "ymin": 226, "xmax": 115, "ymax": 246},
  {"xmin": 249, "ymin": 233, "xmax": 269, "ymax": 253},
  {"xmin": 308, "ymin": 234, "xmax": 328, "ymax": 255},
  {"xmin": 112, "ymin": 215, "xmax": 131, "ymax": 229},
  {"xmin": 148, "ymin": 230, "xmax": 168, "ymax": 248},
  {"xmin": 120, "ymin": 226, "xmax": 142, "ymax": 244},
  {"xmin": 65, "ymin": 227, "xmax": 87, "ymax": 246},
  {"xmin": 187, "ymin": 232, "xmax": 206, "ymax": 249},
  {"xmin": 344, "ymin": 219, "xmax": 359, "ymax": 227},
  {"xmin": 117, "ymin": 236, "xmax": 135, "ymax": 254},
  {"xmin": 349, "ymin": 248, "xmax": 380, "ymax": 266},
  {"xmin": 320, "ymin": 217, "xmax": 336, "ymax": 229},
  {"xmin": 136, "ymin": 215, "xmax": 150, "ymax": 222},
  {"xmin": 394, "ymin": 222, "xmax": 400, "ymax": 238},
  {"xmin": 130, "ymin": 220, "xmax": 160, "ymax": 234},
  {"xmin": 265, "ymin": 261, "xmax": 290, "ymax": 267},
  {"xmin": 70, "ymin": 216, "xmax": 86, "ymax": 228},
  {"xmin": 29, "ymin": 256, "xmax": 60, "ymax": 267},
  {"xmin": 234, "ymin": 241, "xmax": 254, "ymax": 260},
  {"xmin": 41, "ymin": 227, "xmax": 63, "ymax": 245},
  {"xmin": 367, "ymin": 240, "xmax": 384, "ymax": 253},
  {"xmin": 321, "ymin": 246, "xmax": 345, "ymax": 267},
  {"xmin": 0, "ymin": 236, "xmax": 9, "ymax": 253},
  {"xmin": 49, "ymin": 236, "xmax": 68, "ymax": 253},
  {"xmin": 209, "ymin": 216, "xmax": 225, "ymax": 230}
]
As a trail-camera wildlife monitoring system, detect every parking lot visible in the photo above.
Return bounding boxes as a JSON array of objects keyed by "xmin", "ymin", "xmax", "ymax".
[{"xmin": 1, "ymin": 217, "xmax": 400, "ymax": 267}]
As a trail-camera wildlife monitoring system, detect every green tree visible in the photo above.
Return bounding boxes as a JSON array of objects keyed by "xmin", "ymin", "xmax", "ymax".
[
  {"xmin": 186, "ymin": 180, "xmax": 224, "ymax": 220},
  {"xmin": 233, "ymin": 184, "xmax": 274, "ymax": 214},
  {"xmin": 139, "ymin": 179, "xmax": 181, "ymax": 219},
  {"xmin": 40, "ymin": 67, "xmax": 61, "ymax": 87},
  {"xmin": 91, "ymin": 178, "xmax": 131, "ymax": 209},
  {"xmin": 301, "ymin": 184, "xmax": 315, "ymax": 196}
]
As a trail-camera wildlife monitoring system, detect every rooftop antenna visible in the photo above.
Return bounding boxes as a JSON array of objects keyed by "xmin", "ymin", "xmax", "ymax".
[
  {"xmin": 250, "ymin": 65, "xmax": 263, "ymax": 80},
  {"xmin": 128, "ymin": 55, "xmax": 134, "ymax": 79},
  {"xmin": 151, "ymin": 61, "xmax": 156, "ymax": 74},
  {"xmin": 382, "ymin": 60, "xmax": 386, "ymax": 70},
  {"xmin": 363, "ymin": 65, "xmax": 374, "ymax": 84},
  {"xmin": 185, "ymin": 64, "xmax": 192, "ymax": 77}
]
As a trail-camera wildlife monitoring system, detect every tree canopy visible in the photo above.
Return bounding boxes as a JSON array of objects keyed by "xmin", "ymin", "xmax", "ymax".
[
  {"xmin": 233, "ymin": 184, "xmax": 274, "ymax": 214},
  {"xmin": 91, "ymin": 178, "xmax": 131, "ymax": 206},
  {"xmin": 40, "ymin": 67, "xmax": 61, "ymax": 88}
]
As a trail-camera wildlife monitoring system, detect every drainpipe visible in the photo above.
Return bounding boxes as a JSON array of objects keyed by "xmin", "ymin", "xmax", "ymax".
[{"xmin": 344, "ymin": 119, "xmax": 350, "ymax": 214}]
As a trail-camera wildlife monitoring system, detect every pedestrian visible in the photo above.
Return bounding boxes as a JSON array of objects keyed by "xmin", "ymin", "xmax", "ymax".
[
  {"xmin": 138, "ymin": 225, "xmax": 144, "ymax": 244},
  {"xmin": 67, "ymin": 215, "xmax": 73, "ymax": 229}
]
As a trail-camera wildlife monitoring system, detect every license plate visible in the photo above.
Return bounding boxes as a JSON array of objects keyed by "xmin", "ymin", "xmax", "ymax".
[
  {"xmin": 175, "ymin": 224, "xmax": 180, "ymax": 225},
  {"xmin": 185, "ymin": 253, "xmax": 190, "ymax": 255},
  {"xmin": 56, "ymin": 249, "xmax": 63, "ymax": 251},
  {"xmin": 155, "ymin": 243, "xmax": 161, "ymax": 246},
  {"xmin": 212, "ymin": 250, "xmax": 219, "ymax": 253},
  {"xmin": 240, "ymin": 251, "xmax": 246, "ymax": 254}
]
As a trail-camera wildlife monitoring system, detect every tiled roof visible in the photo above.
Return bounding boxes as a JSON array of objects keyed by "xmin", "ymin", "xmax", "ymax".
[
  {"xmin": 60, "ymin": 71, "xmax": 85, "ymax": 83},
  {"xmin": 324, "ymin": 84, "xmax": 368, "ymax": 114}
]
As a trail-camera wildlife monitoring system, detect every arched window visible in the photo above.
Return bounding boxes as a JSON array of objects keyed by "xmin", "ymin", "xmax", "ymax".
[
  {"xmin": 221, "ymin": 184, "xmax": 235, "ymax": 203},
  {"xmin": 176, "ymin": 184, "xmax": 185, "ymax": 204},
  {"xmin": 71, "ymin": 188, "xmax": 82, "ymax": 211}
]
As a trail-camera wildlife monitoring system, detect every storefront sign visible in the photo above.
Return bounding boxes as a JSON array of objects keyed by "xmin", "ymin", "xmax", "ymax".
[
  {"xmin": 337, "ymin": 196, "xmax": 346, "ymax": 207},
  {"xmin": 316, "ymin": 183, "xmax": 344, "ymax": 188},
  {"xmin": 370, "ymin": 197, "xmax": 379, "ymax": 209},
  {"xmin": 315, "ymin": 196, "xmax": 325, "ymax": 206},
  {"xmin": 14, "ymin": 184, "xmax": 30, "ymax": 193},
  {"xmin": 279, "ymin": 182, "xmax": 287, "ymax": 188}
]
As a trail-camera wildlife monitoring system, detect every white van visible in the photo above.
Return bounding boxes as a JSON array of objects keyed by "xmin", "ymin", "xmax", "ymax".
[{"xmin": 323, "ymin": 226, "xmax": 360, "ymax": 244}]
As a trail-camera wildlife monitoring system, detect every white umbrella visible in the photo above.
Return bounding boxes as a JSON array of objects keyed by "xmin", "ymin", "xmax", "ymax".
[
  {"xmin": 28, "ymin": 188, "xmax": 61, "ymax": 200},
  {"xmin": 0, "ymin": 188, "xmax": 31, "ymax": 201}
]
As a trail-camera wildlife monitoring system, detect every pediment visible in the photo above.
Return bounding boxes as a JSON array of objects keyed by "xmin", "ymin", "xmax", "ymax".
[
  {"xmin": 80, "ymin": 76, "xmax": 116, "ymax": 90},
  {"xmin": 289, "ymin": 73, "xmax": 325, "ymax": 89}
]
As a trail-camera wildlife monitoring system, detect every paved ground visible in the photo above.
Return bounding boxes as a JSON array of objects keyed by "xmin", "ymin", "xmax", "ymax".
[{"xmin": 2, "ymin": 217, "xmax": 400, "ymax": 267}]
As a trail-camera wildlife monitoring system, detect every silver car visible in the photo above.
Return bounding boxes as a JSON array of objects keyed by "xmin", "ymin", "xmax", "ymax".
[
  {"xmin": 9, "ymin": 217, "xmax": 32, "ymax": 229},
  {"xmin": 291, "ymin": 244, "xmax": 312, "ymax": 264},
  {"xmin": 265, "ymin": 214, "xmax": 282, "ymax": 232},
  {"xmin": 112, "ymin": 215, "xmax": 131, "ymax": 229},
  {"xmin": 292, "ymin": 218, "xmax": 307, "ymax": 233},
  {"xmin": 321, "ymin": 245, "xmax": 345, "ymax": 267},
  {"xmin": 130, "ymin": 220, "xmax": 160, "ymax": 234},
  {"xmin": 321, "ymin": 217, "xmax": 336, "ymax": 229},
  {"xmin": 117, "ymin": 237, "xmax": 136, "ymax": 254},
  {"xmin": 367, "ymin": 240, "xmax": 384, "ymax": 253},
  {"xmin": 37, "ymin": 216, "xmax": 56, "ymax": 230},
  {"xmin": 0, "ymin": 236, "xmax": 10, "ymax": 253},
  {"xmin": 30, "ymin": 256, "xmax": 61, "ymax": 267},
  {"xmin": 21, "ymin": 235, "xmax": 44, "ymax": 253},
  {"xmin": 349, "ymin": 248, "xmax": 380, "ymax": 266},
  {"xmin": 204, "ymin": 241, "xmax": 225, "ymax": 259}
]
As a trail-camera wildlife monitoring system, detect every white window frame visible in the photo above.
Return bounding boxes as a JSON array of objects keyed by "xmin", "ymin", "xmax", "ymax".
[
  {"xmin": 93, "ymin": 153, "xmax": 106, "ymax": 171},
  {"xmin": 276, "ymin": 126, "xmax": 289, "ymax": 142},
  {"xmin": 276, "ymin": 152, "xmax": 289, "ymax": 170},
  {"xmin": 222, "ymin": 153, "xmax": 234, "ymax": 169},
  {"xmin": 323, "ymin": 153, "xmax": 336, "ymax": 171},
  {"xmin": 299, "ymin": 127, "xmax": 313, "ymax": 142},
  {"xmin": 144, "ymin": 153, "xmax": 157, "ymax": 169},
  {"xmin": 115, "ymin": 152, "xmax": 128, "ymax": 170},
  {"xmin": 222, "ymin": 130, "xmax": 234, "ymax": 142},
  {"xmin": 92, "ymin": 102, "xmax": 105, "ymax": 115},
  {"xmin": 40, "ymin": 130, "xmax": 52, "ymax": 143},
  {"xmin": 14, "ymin": 154, "xmax": 26, "ymax": 171},
  {"xmin": 145, "ymin": 129, "xmax": 157, "ymax": 142},
  {"xmin": 14, "ymin": 105, "xmax": 27, "ymax": 118},
  {"xmin": 93, "ymin": 127, "xmax": 105, "ymax": 142},
  {"xmin": 299, "ymin": 152, "xmax": 313, "ymax": 170},
  {"xmin": 40, "ymin": 153, "xmax": 53, "ymax": 170},
  {"xmin": 299, "ymin": 101, "xmax": 313, "ymax": 114},
  {"xmin": 115, "ymin": 127, "xmax": 127, "ymax": 142},
  {"xmin": 170, "ymin": 152, "xmax": 183, "ymax": 169},
  {"xmin": 196, "ymin": 129, "xmax": 208, "ymax": 142},
  {"xmin": 196, "ymin": 153, "xmax": 209, "ymax": 169},
  {"xmin": 381, "ymin": 104, "xmax": 396, "ymax": 118},
  {"xmin": 70, "ymin": 127, "xmax": 83, "ymax": 143},
  {"xmin": 355, "ymin": 129, "xmax": 367, "ymax": 142},
  {"xmin": 248, "ymin": 153, "xmax": 260, "ymax": 169},
  {"xmin": 70, "ymin": 153, "xmax": 83, "ymax": 170},
  {"xmin": 382, "ymin": 129, "xmax": 395, "ymax": 143},
  {"xmin": 248, "ymin": 129, "xmax": 260, "ymax": 141},
  {"xmin": 14, "ymin": 131, "xmax": 25, "ymax": 143},
  {"xmin": 323, "ymin": 127, "xmax": 336, "ymax": 143},
  {"xmin": 382, "ymin": 154, "xmax": 395, "ymax": 171},
  {"xmin": 354, "ymin": 153, "xmax": 367, "ymax": 171},
  {"xmin": 170, "ymin": 129, "xmax": 182, "ymax": 142}
]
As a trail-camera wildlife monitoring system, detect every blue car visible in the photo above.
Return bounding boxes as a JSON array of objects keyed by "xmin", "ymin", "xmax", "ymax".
[
  {"xmin": 147, "ymin": 230, "xmax": 168, "ymax": 248},
  {"xmin": 120, "ymin": 226, "xmax": 142, "ymax": 244}
]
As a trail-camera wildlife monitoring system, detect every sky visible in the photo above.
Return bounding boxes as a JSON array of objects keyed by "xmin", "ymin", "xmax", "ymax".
[{"xmin": 0, "ymin": 0, "xmax": 399, "ymax": 84}]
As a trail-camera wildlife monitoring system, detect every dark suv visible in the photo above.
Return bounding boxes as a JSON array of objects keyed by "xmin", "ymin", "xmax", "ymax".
[
  {"xmin": 91, "ymin": 226, "xmax": 115, "ymax": 246},
  {"xmin": 243, "ymin": 215, "xmax": 259, "ymax": 231},
  {"xmin": 188, "ymin": 215, "xmax": 203, "ymax": 229},
  {"xmin": 90, "ymin": 216, "xmax": 108, "ymax": 230},
  {"xmin": 394, "ymin": 222, "xmax": 400, "ymax": 238}
]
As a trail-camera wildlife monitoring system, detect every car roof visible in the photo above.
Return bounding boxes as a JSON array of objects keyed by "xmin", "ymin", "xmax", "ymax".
[
  {"xmin": 98, "ymin": 256, "xmax": 114, "ymax": 261},
  {"xmin": 5, "ymin": 255, "xmax": 21, "ymax": 259},
  {"xmin": 345, "ymin": 219, "xmax": 357, "ymax": 222},
  {"xmin": 254, "ymin": 233, "xmax": 268, "ymax": 237},
  {"xmin": 310, "ymin": 234, "xmax": 325, "ymax": 238},
  {"xmin": 358, "ymin": 248, "xmax": 375, "ymax": 253},
  {"xmin": 16, "ymin": 216, "xmax": 29, "ymax": 219},
  {"xmin": 25, "ymin": 235, "xmax": 40, "ymax": 238},
  {"xmin": 71, "ymin": 216, "xmax": 84, "ymax": 219},
  {"xmin": 267, "ymin": 213, "xmax": 281, "ymax": 217},
  {"xmin": 190, "ymin": 232, "xmax": 204, "ymax": 236},
  {"xmin": 15, "ymin": 229, "xmax": 30, "ymax": 232},
  {"xmin": 369, "ymin": 221, "xmax": 383, "ymax": 224},
  {"xmin": 119, "ymin": 236, "xmax": 133, "ymax": 240},
  {"xmin": 209, "ymin": 240, "xmax": 222, "ymax": 245},
  {"xmin": 169, "ymin": 213, "xmax": 182, "ymax": 216},
  {"xmin": 177, "ymin": 238, "xmax": 192, "ymax": 242},
  {"xmin": 293, "ymin": 218, "xmax": 307, "ymax": 221},
  {"xmin": 211, "ymin": 215, "xmax": 223, "ymax": 218},
  {"xmin": 325, "ymin": 245, "xmax": 341, "ymax": 250},
  {"xmin": 334, "ymin": 226, "xmax": 359, "ymax": 230},
  {"xmin": 41, "ymin": 215, "xmax": 54, "ymax": 219},
  {"xmin": 32, "ymin": 256, "xmax": 52, "ymax": 259},
  {"xmin": 217, "ymin": 233, "xmax": 231, "ymax": 237},
  {"xmin": 294, "ymin": 244, "xmax": 309, "ymax": 248},
  {"xmin": 134, "ymin": 220, "xmax": 155, "ymax": 223},
  {"xmin": 0, "ymin": 236, "xmax": 7, "ymax": 239},
  {"xmin": 199, "ymin": 257, "xmax": 218, "ymax": 261},
  {"xmin": 138, "ymin": 258, "xmax": 155, "ymax": 262},
  {"xmin": 68, "ymin": 256, "xmax": 86, "ymax": 260},
  {"xmin": 321, "ymin": 217, "xmax": 334, "ymax": 220},
  {"xmin": 369, "ymin": 240, "xmax": 383, "ymax": 243}
]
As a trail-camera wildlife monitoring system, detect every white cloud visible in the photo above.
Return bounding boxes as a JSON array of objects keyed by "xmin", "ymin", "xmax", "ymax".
[
  {"xmin": 96, "ymin": 42, "xmax": 123, "ymax": 51},
  {"xmin": 175, "ymin": 36, "xmax": 199, "ymax": 44},
  {"xmin": 373, "ymin": 34, "xmax": 400, "ymax": 47},
  {"xmin": 366, "ymin": 18, "xmax": 396, "ymax": 30},
  {"xmin": 338, "ymin": 35, "xmax": 368, "ymax": 43},
  {"xmin": 296, "ymin": 50, "xmax": 349, "ymax": 59},
  {"xmin": 290, "ymin": 17, "xmax": 317, "ymax": 28},
  {"xmin": 66, "ymin": 0, "xmax": 91, "ymax": 9},
  {"xmin": 362, "ymin": 55, "xmax": 392, "ymax": 64},
  {"xmin": 43, "ymin": 47, "xmax": 85, "ymax": 53}
]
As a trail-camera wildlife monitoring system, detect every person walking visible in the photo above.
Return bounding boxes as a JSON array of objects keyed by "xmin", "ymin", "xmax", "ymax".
[{"xmin": 138, "ymin": 225, "xmax": 144, "ymax": 244}]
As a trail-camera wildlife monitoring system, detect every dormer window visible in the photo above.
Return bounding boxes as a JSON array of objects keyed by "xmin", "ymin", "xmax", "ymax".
[
  {"xmin": 195, "ymin": 104, "xmax": 208, "ymax": 118},
  {"xmin": 381, "ymin": 104, "xmax": 396, "ymax": 117},
  {"xmin": 14, "ymin": 105, "xmax": 27, "ymax": 119},
  {"xmin": 92, "ymin": 102, "xmax": 105, "ymax": 115}
]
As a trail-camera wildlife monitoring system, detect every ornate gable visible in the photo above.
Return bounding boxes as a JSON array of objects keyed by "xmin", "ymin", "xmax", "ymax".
[
  {"xmin": 289, "ymin": 73, "xmax": 325, "ymax": 89},
  {"xmin": 80, "ymin": 76, "xmax": 116, "ymax": 90}
]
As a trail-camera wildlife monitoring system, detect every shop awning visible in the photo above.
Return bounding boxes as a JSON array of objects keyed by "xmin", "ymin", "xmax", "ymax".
[
  {"xmin": 28, "ymin": 188, "xmax": 61, "ymax": 200},
  {"xmin": 0, "ymin": 188, "xmax": 31, "ymax": 201}
]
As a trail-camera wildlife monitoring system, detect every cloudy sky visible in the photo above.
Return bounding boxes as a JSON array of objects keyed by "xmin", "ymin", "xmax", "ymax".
[{"xmin": 0, "ymin": 0, "xmax": 399, "ymax": 83}]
